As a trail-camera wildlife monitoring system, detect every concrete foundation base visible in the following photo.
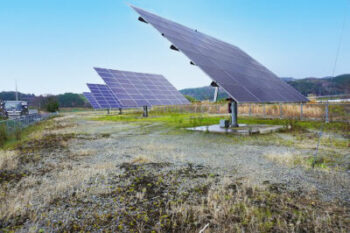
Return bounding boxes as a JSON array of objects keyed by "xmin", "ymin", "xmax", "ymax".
[{"xmin": 186, "ymin": 124, "xmax": 284, "ymax": 135}]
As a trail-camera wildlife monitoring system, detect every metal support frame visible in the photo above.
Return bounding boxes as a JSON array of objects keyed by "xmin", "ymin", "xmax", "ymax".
[
  {"xmin": 170, "ymin": 45, "xmax": 179, "ymax": 51},
  {"xmin": 300, "ymin": 103, "xmax": 303, "ymax": 120},
  {"xmin": 279, "ymin": 103, "xmax": 283, "ymax": 119},
  {"xmin": 230, "ymin": 101, "xmax": 238, "ymax": 128},
  {"xmin": 325, "ymin": 102, "xmax": 329, "ymax": 123},
  {"xmin": 143, "ymin": 106, "xmax": 148, "ymax": 117},
  {"xmin": 263, "ymin": 104, "xmax": 266, "ymax": 117}
]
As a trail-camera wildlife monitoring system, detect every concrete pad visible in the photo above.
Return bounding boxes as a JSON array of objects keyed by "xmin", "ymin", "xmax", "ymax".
[{"xmin": 186, "ymin": 124, "xmax": 284, "ymax": 135}]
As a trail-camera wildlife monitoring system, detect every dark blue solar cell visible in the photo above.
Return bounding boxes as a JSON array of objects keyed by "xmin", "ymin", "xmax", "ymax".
[{"xmin": 131, "ymin": 6, "xmax": 308, "ymax": 103}]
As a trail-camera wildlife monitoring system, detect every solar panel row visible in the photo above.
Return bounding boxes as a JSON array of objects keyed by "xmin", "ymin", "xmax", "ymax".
[
  {"xmin": 131, "ymin": 6, "xmax": 308, "ymax": 103},
  {"xmin": 94, "ymin": 68, "xmax": 190, "ymax": 108}
]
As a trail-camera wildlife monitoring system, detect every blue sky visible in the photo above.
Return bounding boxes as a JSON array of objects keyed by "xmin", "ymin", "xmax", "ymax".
[{"xmin": 0, "ymin": 0, "xmax": 349, "ymax": 95}]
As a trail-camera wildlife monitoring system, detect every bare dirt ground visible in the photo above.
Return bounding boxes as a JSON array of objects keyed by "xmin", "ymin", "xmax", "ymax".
[{"xmin": 1, "ymin": 113, "xmax": 349, "ymax": 232}]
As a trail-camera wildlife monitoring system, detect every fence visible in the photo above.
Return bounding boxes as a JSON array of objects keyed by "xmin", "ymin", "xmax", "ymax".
[
  {"xmin": 0, "ymin": 113, "xmax": 57, "ymax": 134},
  {"xmin": 153, "ymin": 103, "xmax": 350, "ymax": 123}
]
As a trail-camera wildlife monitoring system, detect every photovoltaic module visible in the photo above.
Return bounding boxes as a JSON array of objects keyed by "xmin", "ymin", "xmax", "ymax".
[
  {"xmin": 87, "ymin": 84, "xmax": 122, "ymax": 109},
  {"xmin": 131, "ymin": 6, "xmax": 308, "ymax": 103},
  {"xmin": 94, "ymin": 68, "xmax": 190, "ymax": 107}
]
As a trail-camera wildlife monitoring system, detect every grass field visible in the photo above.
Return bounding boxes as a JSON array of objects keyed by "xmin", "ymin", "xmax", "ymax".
[{"xmin": 0, "ymin": 112, "xmax": 349, "ymax": 232}]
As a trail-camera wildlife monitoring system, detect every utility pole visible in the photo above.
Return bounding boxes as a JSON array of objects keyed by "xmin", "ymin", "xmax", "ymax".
[{"xmin": 15, "ymin": 80, "xmax": 19, "ymax": 101}]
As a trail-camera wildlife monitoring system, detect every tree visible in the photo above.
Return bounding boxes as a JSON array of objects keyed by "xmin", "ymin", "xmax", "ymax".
[
  {"xmin": 41, "ymin": 96, "xmax": 59, "ymax": 112},
  {"xmin": 57, "ymin": 93, "xmax": 86, "ymax": 107}
]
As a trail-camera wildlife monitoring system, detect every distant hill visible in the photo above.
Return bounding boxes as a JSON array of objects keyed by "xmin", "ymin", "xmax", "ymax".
[
  {"xmin": 287, "ymin": 74, "xmax": 350, "ymax": 96},
  {"xmin": 180, "ymin": 74, "xmax": 350, "ymax": 100}
]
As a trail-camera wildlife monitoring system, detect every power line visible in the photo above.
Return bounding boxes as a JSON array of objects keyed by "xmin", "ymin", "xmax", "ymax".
[
  {"xmin": 331, "ymin": 0, "xmax": 349, "ymax": 77},
  {"xmin": 313, "ymin": 0, "xmax": 349, "ymax": 168}
]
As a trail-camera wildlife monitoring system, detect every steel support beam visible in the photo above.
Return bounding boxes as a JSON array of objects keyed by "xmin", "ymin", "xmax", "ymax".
[
  {"xmin": 213, "ymin": 87, "xmax": 219, "ymax": 102},
  {"xmin": 143, "ymin": 106, "xmax": 148, "ymax": 117},
  {"xmin": 230, "ymin": 101, "xmax": 238, "ymax": 127}
]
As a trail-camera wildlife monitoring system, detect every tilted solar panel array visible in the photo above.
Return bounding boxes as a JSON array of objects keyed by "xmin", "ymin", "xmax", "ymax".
[
  {"xmin": 94, "ymin": 68, "xmax": 190, "ymax": 107},
  {"xmin": 87, "ymin": 84, "xmax": 122, "ymax": 109},
  {"xmin": 131, "ymin": 6, "xmax": 308, "ymax": 103},
  {"xmin": 83, "ymin": 92, "xmax": 101, "ymax": 109}
]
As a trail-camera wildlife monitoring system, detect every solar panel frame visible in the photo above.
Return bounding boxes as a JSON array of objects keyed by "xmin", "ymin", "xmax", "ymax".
[
  {"xmin": 131, "ymin": 6, "xmax": 308, "ymax": 103},
  {"xmin": 94, "ymin": 68, "xmax": 190, "ymax": 107},
  {"xmin": 87, "ymin": 84, "xmax": 122, "ymax": 109},
  {"xmin": 83, "ymin": 92, "xmax": 101, "ymax": 109}
]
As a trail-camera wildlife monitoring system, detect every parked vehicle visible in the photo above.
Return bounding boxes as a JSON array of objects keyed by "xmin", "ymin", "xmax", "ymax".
[{"xmin": 4, "ymin": 101, "xmax": 29, "ymax": 118}]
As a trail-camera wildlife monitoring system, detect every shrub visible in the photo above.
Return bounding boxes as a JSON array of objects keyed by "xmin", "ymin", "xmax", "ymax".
[{"xmin": 44, "ymin": 97, "xmax": 59, "ymax": 112}]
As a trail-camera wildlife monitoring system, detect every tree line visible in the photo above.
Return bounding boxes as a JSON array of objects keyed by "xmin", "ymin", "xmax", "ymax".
[{"xmin": 0, "ymin": 92, "xmax": 90, "ymax": 112}]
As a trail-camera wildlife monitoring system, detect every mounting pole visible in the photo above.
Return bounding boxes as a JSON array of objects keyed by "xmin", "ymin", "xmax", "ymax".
[
  {"xmin": 213, "ymin": 87, "xmax": 219, "ymax": 102},
  {"xmin": 230, "ymin": 101, "xmax": 238, "ymax": 127},
  {"xmin": 210, "ymin": 81, "xmax": 219, "ymax": 103},
  {"xmin": 143, "ymin": 106, "xmax": 148, "ymax": 117},
  {"xmin": 119, "ymin": 108, "xmax": 122, "ymax": 115},
  {"xmin": 15, "ymin": 80, "xmax": 18, "ymax": 101}
]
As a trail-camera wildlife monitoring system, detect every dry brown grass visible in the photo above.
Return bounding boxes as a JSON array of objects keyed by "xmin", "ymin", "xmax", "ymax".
[
  {"xmin": 131, "ymin": 155, "xmax": 152, "ymax": 164},
  {"xmin": 69, "ymin": 148, "xmax": 96, "ymax": 158},
  {"xmin": 0, "ymin": 150, "xmax": 19, "ymax": 170},
  {"xmin": 168, "ymin": 180, "xmax": 349, "ymax": 233},
  {"xmin": 264, "ymin": 151, "xmax": 306, "ymax": 167},
  {"xmin": 155, "ymin": 103, "xmax": 349, "ymax": 121},
  {"xmin": 241, "ymin": 103, "xmax": 325, "ymax": 119}
]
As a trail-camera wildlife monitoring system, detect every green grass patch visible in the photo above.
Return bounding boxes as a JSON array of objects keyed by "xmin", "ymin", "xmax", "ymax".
[
  {"xmin": 94, "ymin": 112, "xmax": 350, "ymax": 135},
  {"xmin": 93, "ymin": 112, "xmax": 226, "ymax": 128}
]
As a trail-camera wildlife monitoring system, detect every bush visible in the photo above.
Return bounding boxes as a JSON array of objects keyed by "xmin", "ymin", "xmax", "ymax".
[
  {"xmin": 42, "ymin": 96, "xmax": 59, "ymax": 112},
  {"xmin": 0, "ymin": 125, "xmax": 8, "ymax": 146}
]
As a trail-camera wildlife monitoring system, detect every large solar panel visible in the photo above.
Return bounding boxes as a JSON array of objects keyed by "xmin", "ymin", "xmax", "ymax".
[
  {"xmin": 87, "ymin": 84, "xmax": 122, "ymax": 109},
  {"xmin": 83, "ymin": 92, "xmax": 101, "ymax": 109},
  {"xmin": 131, "ymin": 6, "xmax": 308, "ymax": 103},
  {"xmin": 94, "ymin": 68, "xmax": 190, "ymax": 107}
]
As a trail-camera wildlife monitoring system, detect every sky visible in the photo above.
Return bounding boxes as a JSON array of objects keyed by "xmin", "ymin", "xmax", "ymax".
[{"xmin": 0, "ymin": 0, "xmax": 349, "ymax": 95}]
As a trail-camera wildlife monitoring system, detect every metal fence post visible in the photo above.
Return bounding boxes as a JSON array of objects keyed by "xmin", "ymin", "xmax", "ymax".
[
  {"xmin": 325, "ymin": 102, "xmax": 329, "ymax": 123},
  {"xmin": 300, "ymin": 103, "xmax": 303, "ymax": 120},
  {"xmin": 263, "ymin": 104, "xmax": 266, "ymax": 118},
  {"xmin": 279, "ymin": 103, "xmax": 283, "ymax": 119}
]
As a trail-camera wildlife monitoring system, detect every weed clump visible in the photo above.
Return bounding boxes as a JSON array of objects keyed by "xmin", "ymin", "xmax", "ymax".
[{"xmin": 30, "ymin": 162, "xmax": 350, "ymax": 233}]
